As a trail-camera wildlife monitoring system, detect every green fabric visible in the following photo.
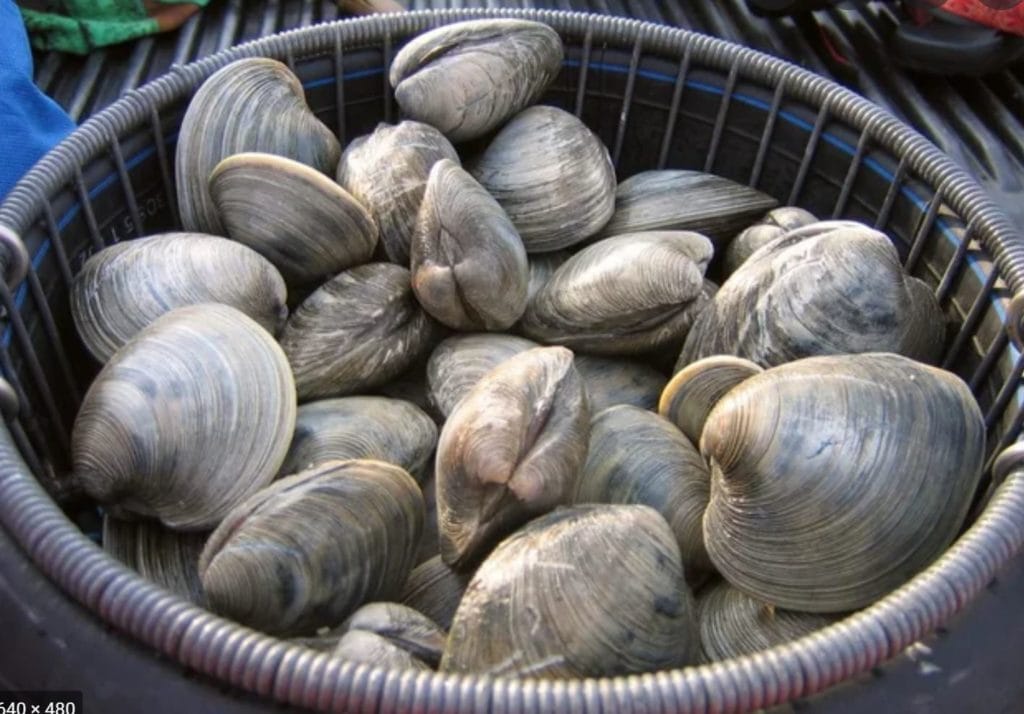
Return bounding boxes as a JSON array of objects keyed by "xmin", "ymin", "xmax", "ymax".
[{"xmin": 18, "ymin": 0, "xmax": 210, "ymax": 54}]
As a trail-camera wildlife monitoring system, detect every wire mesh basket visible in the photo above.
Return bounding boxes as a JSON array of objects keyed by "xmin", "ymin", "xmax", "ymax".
[{"xmin": 2, "ymin": 9, "xmax": 1024, "ymax": 712}]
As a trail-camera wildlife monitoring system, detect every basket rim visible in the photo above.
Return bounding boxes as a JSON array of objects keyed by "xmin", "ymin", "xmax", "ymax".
[{"xmin": 1, "ymin": 9, "xmax": 1023, "ymax": 713}]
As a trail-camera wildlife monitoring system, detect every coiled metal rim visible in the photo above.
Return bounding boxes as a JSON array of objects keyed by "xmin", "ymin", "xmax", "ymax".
[{"xmin": 1, "ymin": 10, "xmax": 1023, "ymax": 712}]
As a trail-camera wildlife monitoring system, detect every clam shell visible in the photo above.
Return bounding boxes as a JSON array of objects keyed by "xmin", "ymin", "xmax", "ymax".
[
  {"xmin": 209, "ymin": 152, "xmax": 378, "ymax": 288},
  {"xmin": 678, "ymin": 222, "xmax": 946, "ymax": 370},
  {"xmin": 417, "ymin": 468, "xmax": 440, "ymax": 564},
  {"xmin": 697, "ymin": 581, "xmax": 834, "ymax": 661},
  {"xmin": 102, "ymin": 516, "xmax": 207, "ymax": 605},
  {"xmin": 73, "ymin": 304, "xmax": 296, "ymax": 530},
  {"xmin": 332, "ymin": 631, "xmax": 431, "ymax": 671},
  {"xmin": 279, "ymin": 397, "xmax": 437, "ymax": 483},
  {"xmin": 702, "ymin": 353, "xmax": 985, "ymax": 612},
  {"xmin": 375, "ymin": 357, "xmax": 439, "ymax": 420},
  {"xmin": 436, "ymin": 346, "xmax": 589, "ymax": 570},
  {"xmin": 345, "ymin": 602, "xmax": 446, "ymax": 667},
  {"xmin": 390, "ymin": 19, "xmax": 563, "ymax": 143},
  {"xmin": 176, "ymin": 58, "xmax": 341, "ymax": 235},
  {"xmin": 600, "ymin": 170, "xmax": 778, "ymax": 245},
  {"xmin": 520, "ymin": 232, "xmax": 712, "ymax": 355},
  {"xmin": 199, "ymin": 459, "xmax": 424, "ymax": 635},
  {"xmin": 525, "ymin": 251, "xmax": 570, "ymax": 304},
  {"xmin": 279, "ymin": 263, "xmax": 436, "ymax": 400},
  {"xmin": 426, "ymin": 333, "xmax": 539, "ymax": 418},
  {"xmin": 573, "ymin": 355, "xmax": 667, "ymax": 413},
  {"xmin": 471, "ymin": 106, "xmax": 616, "ymax": 253},
  {"xmin": 70, "ymin": 233, "xmax": 287, "ymax": 363},
  {"xmin": 399, "ymin": 555, "xmax": 471, "ymax": 630},
  {"xmin": 441, "ymin": 504, "xmax": 699, "ymax": 677},
  {"xmin": 659, "ymin": 355, "xmax": 763, "ymax": 446},
  {"xmin": 724, "ymin": 206, "xmax": 816, "ymax": 276},
  {"xmin": 337, "ymin": 121, "xmax": 459, "ymax": 264},
  {"xmin": 575, "ymin": 405, "xmax": 711, "ymax": 576},
  {"xmin": 411, "ymin": 159, "xmax": 528, "ymax": 330}
]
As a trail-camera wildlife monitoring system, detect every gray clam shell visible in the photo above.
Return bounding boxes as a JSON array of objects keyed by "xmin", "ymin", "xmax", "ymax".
[
  {"xmin": 441, "ymin": 504, "xmax": 700, "ymax": 678},
  {"xmin": 525, "ymin": 251, "xmax": 570, "ymax": 303},
  {"xmin": 701, "ymin": 353, "xmax": 985, "ymax": 612},
  {"xmin": 697, "ymin": 581, "xmax": 834, "ymax": 662},
  {"xmin": 411, "ymin": 159, "xmax": 529, "ymax": 331},
  {"xmin": 332, "ymin": 631, "xmax": 431, "ymax": 671},
  {"xmin": 345, "ymin": 602, "xmax": 446, "ymax": 667},
  {"xmin": 70, "ymin": 232, "xmax": 287, "ymax": 363},
  {"xmin": 279, "ymin": 263, "xmax": 436, "ymax": 400},
  {"xmin": 103, "ymin": 516, "xmax": 207, "ymax": 605},
  {"xmin": 199, "ymin": 459, "xmax": 424, "ymax": 636},
  {"xmin": 209, "ymin": 152, "xmax": 378, "ymax": 288},
  {"xmin": 723, "ymin": 206, "xmax": 816, "ymax": 276},
  {"xmin": 399, "ymin": 555, "xmax": 471, "ymax": 630},
  {"xmin": 471, "ymin": 106, "xmax": 616, "ymax": 253},
  {"xmin": 678, "ymin": 221, "xmax": 946, "ymax": 370},
  {"xmin": 176, "ymin": 58, "xmax": 341, "ymax": 235},
  {"xmin": 600, "ymin": 170, "xmax": 778, "ymax": 245},
  {"xmin": 390, "ymin": 19, "xmax": 563, "ymax": 143},
  {"xmin": 435, "ymin": 346, "xmax": 589, "ymax": 570},
  {"xmin": 520, "ymin": 231, "xmax": 713, "ymax": 355},
  {"xmin": 337, "ymin": 121, "xmax": 459, "ymax": 264},
  {"xmin": 659, "ymin": 355, "xmax": 763, "ymax": 446},
  {"xmin": 426, "ymin": 333, "xmax": 539, "ymax": 418},
  {"xmin": 575, "ymin": 405, "xmax": 711, "ymax": 577},
  {"xmin": 279, "ymin": 397, "xmax": 438, "ymax": 483},
  {"xmin": 72, "ymin": 304, "xmax": 296, "ymax": 531},
  {"xmin": 573, "ymin": 355, "xmax": 666, "ymax": 413},
  {"xmin": 427, "ymin": 335, "xmax": 665, "ymax": 418}
]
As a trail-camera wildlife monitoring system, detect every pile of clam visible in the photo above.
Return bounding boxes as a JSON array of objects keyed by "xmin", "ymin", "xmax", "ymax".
[{"xmin": 69, "ymin": 19, "xmax": 985, "ymax": 676}]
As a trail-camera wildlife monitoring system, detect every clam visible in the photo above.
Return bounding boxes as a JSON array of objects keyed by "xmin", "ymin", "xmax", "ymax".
[
  {"xmin": 599, "ymin": 170, "xmax": 778, "ymax": 245},
  {"xmin": 399, "ymin": 555, "xmax": 472, "ymax": 630},
  {"xmin": 724, "ymin": 206, "xmax": 817, "ymax": 276},
  {"xmin": 426, "ymin": 333, "xmax": 538, "ymax": 417},
  {"xmin": 279, "ymin": 263, "xmax": 436, "ymax": 400},
  {"xmin": 332, "ymin": 631, "xmax": 431, "ymax": 671},
  {"xmin": 102, "ymin": 516, "xmax": 207, "ymax": 605},
  {"xmin": 436, "ymin": 346, "xmax": 589, "ymax": 570},
  {"xmin": 279, "ymin": 397, "xmax": 437, "ymax": 483},
  {"xmin": 575, "ymin": 405, "xmax": 711, "ymax": 577},
  {"xmin": 345, "ymin": 602, "xmax": 446, "ymax": 667},
  {"xmin": 427, "ymin": 334, "xmax": 666, "ymax": 419},
  {"xmin": 471, "ymin": 105, "xmax": 616, "ymax": 253},
  {"xmin": 441, "ymin": 505, "xmax": 699, "ymax": 677},
  {"xmin": 417, "ymin": 469, "xmax": 440, "ymax": 564},
  {"xmin": 573, "ymin": 355, "xmax": 667, "ymax": 413},
  {"xmin": 72, "ymin": 304, "xmax": 296, "ymax": 530},
  {"xmin": 199, "ymin": 459, "xmax": 423, "ymax": 635},
  {"xmin": 70, "ymin": 233, "xmax": 287, "ymax": 363},
  {"xmin": 520, "ymin": 232, "xmax": 713, "ymax": 355},
  {"xmin": 337, "ymin": 121, "xmax": 459, "ymax": 264},
  {"xmin": 389, "ymin": 19, "xmax": 563, "ymax": 143},
  {"xmin": 702, "ymin": 353, "xmax": 985, "ymax": 612},
  {"xmin": 209, "ymin": 152, "xmax": 378, "ymax": 288},
  {"xmin": 678, "ymin": 221, "xmax": 946, "ymax": 370},
  {"xmin": 176, "ymin": 58, "xmax": 340, "ymax": 235},
  {"xmin": 659, "ymin": 355, "xmax": 763, "ymax": 446},
  {"xmin": 525, "ymin": 251, "xmax": 569, "ymax": 303},
  {"xmin": 411, "ymin": 159, "xmax": 529, "ymax": 330},
  {"xmin": 697, "ymin": 580, "xmax": 835, "ymax": 661},
  {"xmin": 375, "ymin": 357, "xmax": 439, "ymax": 419}
]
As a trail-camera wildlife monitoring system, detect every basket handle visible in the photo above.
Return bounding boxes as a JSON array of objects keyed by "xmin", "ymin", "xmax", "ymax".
[{"xmin": 0, "ymin": 225, "xmax": 29, "ymax": 290}]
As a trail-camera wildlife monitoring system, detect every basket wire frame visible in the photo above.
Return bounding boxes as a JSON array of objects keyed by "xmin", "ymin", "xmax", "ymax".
[{"xmin": 0, "ymin": 9, "xmax": 1022, "ymax": 713}]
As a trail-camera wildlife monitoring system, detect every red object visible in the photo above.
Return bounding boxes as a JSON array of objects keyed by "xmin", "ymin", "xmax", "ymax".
[{"xmin": 936, "ymin": 1, "xmax": 1024, "ymax": 36}]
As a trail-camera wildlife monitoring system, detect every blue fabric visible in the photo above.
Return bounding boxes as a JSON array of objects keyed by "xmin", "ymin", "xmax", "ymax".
[{"xmin": 0, "ymin": 0, "xmax": 75, "ymax": 199}]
